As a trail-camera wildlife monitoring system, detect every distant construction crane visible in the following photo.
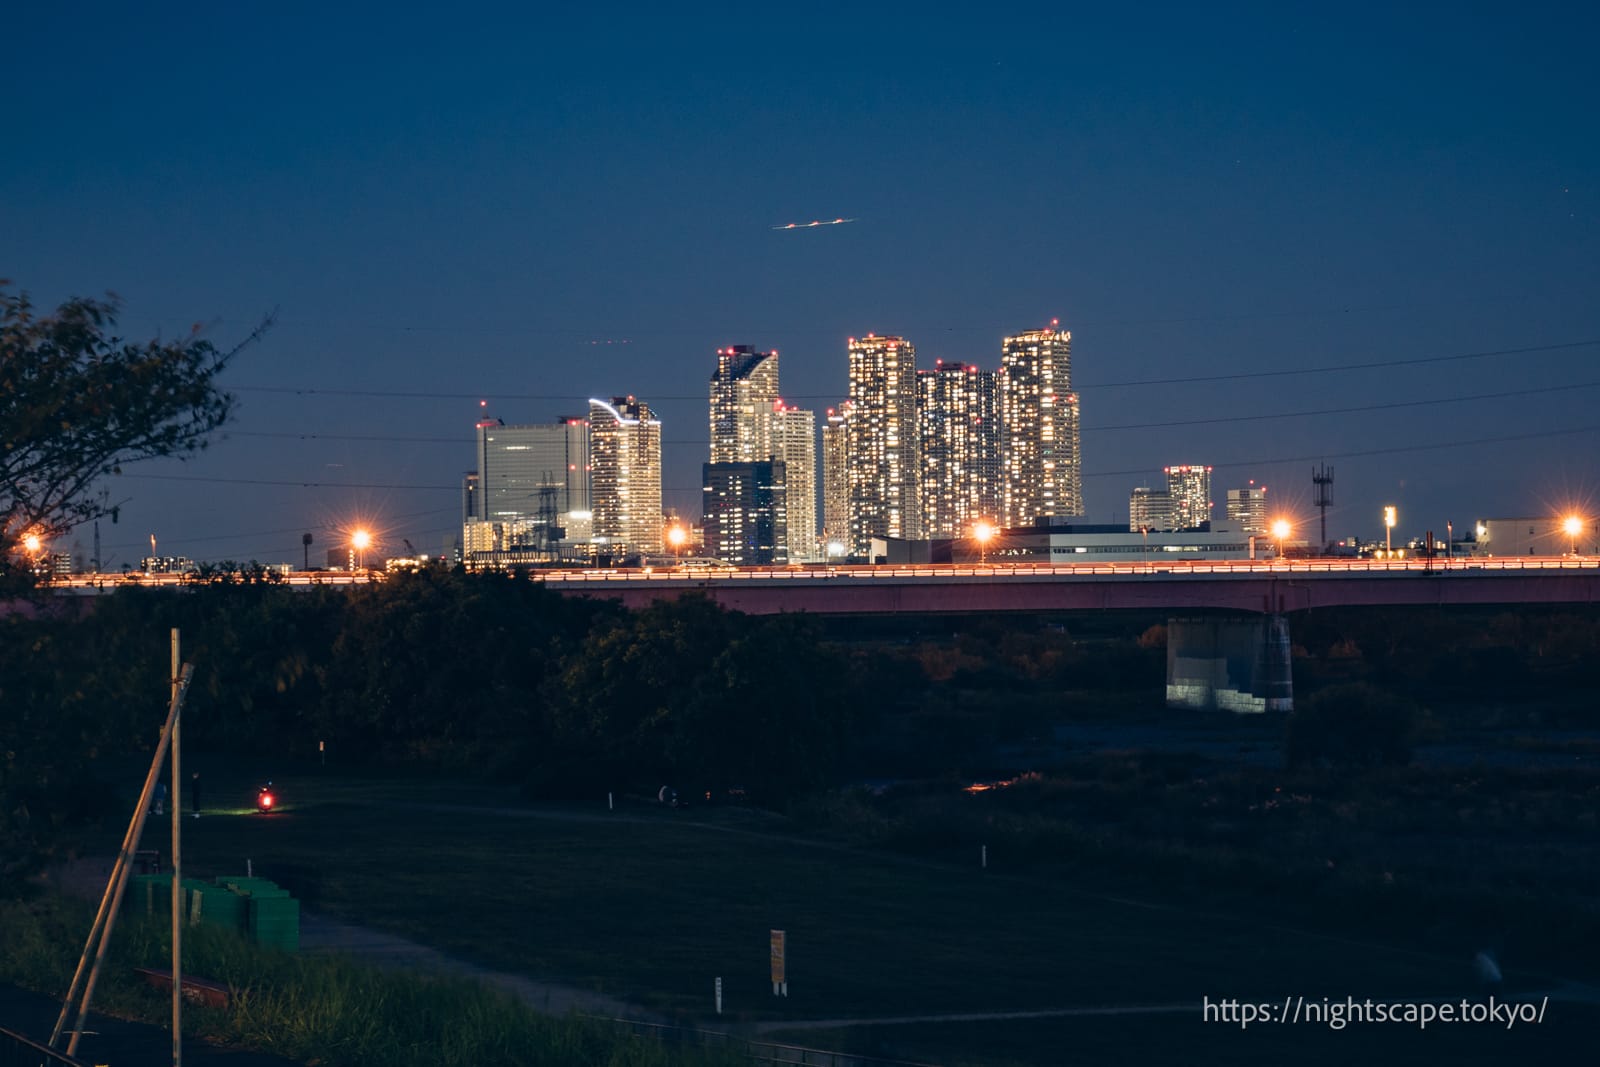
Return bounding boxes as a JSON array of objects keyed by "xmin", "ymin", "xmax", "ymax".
[{"xmin": 1312, "ymin": 464, "xmax": 1335, "ymax": 550}]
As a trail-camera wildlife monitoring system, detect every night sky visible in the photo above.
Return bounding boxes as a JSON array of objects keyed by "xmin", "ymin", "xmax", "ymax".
[{"xmin": 6, "ymin": 4, "xmax": 1597, "ymax": 566}]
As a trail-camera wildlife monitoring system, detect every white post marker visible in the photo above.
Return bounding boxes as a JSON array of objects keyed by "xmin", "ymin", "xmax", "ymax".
[
  {"xmin": 608, "ymin": 792, "xmax": 614, "ymax": 811},
  {"xmin": 715, "ymin": 976, "xmax": 722, "ymax": 1014},
  {"xmin": 982, "ymin": 844, "xmax": 987, "ymax": 869}
]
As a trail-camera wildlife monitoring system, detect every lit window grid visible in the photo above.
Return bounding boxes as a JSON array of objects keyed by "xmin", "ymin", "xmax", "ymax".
[
  {"xmin": 1164, "ymin": 465, "xmax": 1213, "ymax": 530},
  {"xmin": 1000, "ymin": 330, "xmax": 1081, "ymax": 526},
  {"xmin": 847, "ymin": 335, "xmax": 921, "ymax": 552},
  {"xmin": 589, "ymin": 398, "xmax": 664, "ymax": 557}
]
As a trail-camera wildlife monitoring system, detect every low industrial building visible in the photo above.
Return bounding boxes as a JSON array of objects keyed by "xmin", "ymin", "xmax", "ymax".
[{"xmin": 873, "ymin": 520, "xmax": 1282, "ymax": 564}]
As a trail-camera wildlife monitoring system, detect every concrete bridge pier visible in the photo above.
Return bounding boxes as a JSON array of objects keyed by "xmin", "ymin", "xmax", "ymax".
[{"xmin": 1165, "ymin": 614, "xmax": 1293, "ymax": 713}]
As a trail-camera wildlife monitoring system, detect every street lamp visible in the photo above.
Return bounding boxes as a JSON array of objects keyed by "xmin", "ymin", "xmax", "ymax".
[
  {"xmin": 972, "ymin": 520, "xmax": 995, "ymax": 565},
  {"xmin": 351, "ymin": 528, "xmax": 372, "ymax": 570},
  {"xmin": 1562, "ymin": 515, "xmax": 1584, "ymax": 556},
  {"xmin": 666, "ymin": 524, "xmax": 687, "ymax": 563},
  {"xmin": 21, "ymin": 532, "xmax": 44, "ymax": 575},
  {"xmin": 1383, "ymin": 506, "xmax": 1397, "ymax": 555},
  {"xmin": 1270, "ymin": 518, "xmax": 1292, "ymax": 561}
]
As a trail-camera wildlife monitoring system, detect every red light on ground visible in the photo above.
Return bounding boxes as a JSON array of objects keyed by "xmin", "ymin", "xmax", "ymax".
[{"xmin": 257, "ymin": 792, "xmax": 275, "ymax": 812}]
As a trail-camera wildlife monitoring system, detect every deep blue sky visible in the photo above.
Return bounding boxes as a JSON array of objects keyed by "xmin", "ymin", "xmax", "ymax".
[{"xmin": 6, "ymin": 3, "xmax": 1597, "ymax": 565}]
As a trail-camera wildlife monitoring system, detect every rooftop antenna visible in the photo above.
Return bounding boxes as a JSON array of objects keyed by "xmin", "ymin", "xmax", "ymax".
[{"xmin": 1312, "ymin": 464, "xmax": 1335, "ymax": 551}]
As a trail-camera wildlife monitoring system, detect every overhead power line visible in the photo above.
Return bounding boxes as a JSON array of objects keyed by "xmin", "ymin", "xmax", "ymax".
[
  {"xmin": 224, "ymin": 339, "xmax": 1598, "ymax": 403},
  {"xmin": 1085, "ymin": 379, "xmax": 1600, "ymax": 433},
  {"xmin": 227, "ymin": 375, "xmax": 1600, "ymax": 443},
  {"xmin": 118, "ymin": 420, "xmax": 1600, "ymax": 490},
  {"xmin": 1082, "ymin": 422, "xmax": 1600, "ymax": 478},
  {"xmin": 1084, "ymin": 340, "xmax": 1599, "ymax": 389}
]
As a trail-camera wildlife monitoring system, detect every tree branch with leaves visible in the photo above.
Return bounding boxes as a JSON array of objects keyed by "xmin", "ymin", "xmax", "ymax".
[{"xmin": 0, "ymin": 283, "xmax": 270, "ymax": 554}]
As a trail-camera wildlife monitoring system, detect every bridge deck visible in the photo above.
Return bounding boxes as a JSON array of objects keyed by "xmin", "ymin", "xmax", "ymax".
[
  {"xmin": 531, "ymin": 559, "xmax": 1600, "ymax": 615},
  {"xmin": 43, "ymin": 558, "xmax": 1600, "ymax": 615}
]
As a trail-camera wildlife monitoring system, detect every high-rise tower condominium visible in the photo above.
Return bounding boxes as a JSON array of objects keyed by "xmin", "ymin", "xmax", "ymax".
[
  {"xmin": 847, "ymin": 334, "xmax": 920, "ymax": 553},
  {"xmin": 589, "ymin": 396, "xmax": 663, "ymax": 558},
  {"xmin": 820, "ymin": 405, "xmax": 851, "ymax": 557},
  {"xmin": 1165, "ymin": 464, "xmax": 1212, "ymax": 530},
  {"xmin": 708, "ymin": 346, "xmax": 779, "ymax": 464},
  {"xmin": 918, "ymin": 361, "xmax": 998, "ymax": 537},
  {"xmin": 770, "ymin": 401, "xmax": 818, "ymax": 561},
  {"xmin": 1000, "ymin": 324, "xmax": 1081, "ymax": 527},
  {"xmin": 706, "ymin": 344, "xmax": 818, "ymax": 562}
]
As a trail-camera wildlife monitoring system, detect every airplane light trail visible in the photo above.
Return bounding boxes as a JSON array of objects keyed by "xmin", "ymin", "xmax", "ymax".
[{"xmin": 772, "ymin": 217, "xmax": 857, "ymax": 230}]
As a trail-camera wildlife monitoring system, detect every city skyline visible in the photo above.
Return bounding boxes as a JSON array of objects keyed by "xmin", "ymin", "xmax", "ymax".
[{"xmin": 4, "ymin": 6, "xmax": 1596, "ymax": 566}]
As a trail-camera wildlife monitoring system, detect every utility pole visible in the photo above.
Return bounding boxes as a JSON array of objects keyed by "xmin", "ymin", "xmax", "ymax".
[{"xmin": 1312, "ymin": 464, "xmax": 1334, "ymax": 552}]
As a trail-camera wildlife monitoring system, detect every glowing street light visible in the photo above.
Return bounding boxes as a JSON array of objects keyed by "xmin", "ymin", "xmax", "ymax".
[
  {"xmin": 351, "ymin": 528, "xmax": 372, "ymax": 570},
  {"xmin": 666, "ymin": 524, "xmax": 687, "ymax": 562},
  {"xmin": 1383, "ymin": 506, "xmax": 1397, "ymax": 554},
  {"xmin": 1270, "ymin": 518, "xmax": 1292, "ymax": 560},
  {"xmin": 972, "ymin": 520, "xmax": 996, "ymax": 564},
  {"xmin": 1562, "ymin": 514, "xmax": 1584, "ymax": 556},
  {"xmin": 22, "ymin": 533, "xmax": 42, "ymax": 554}
]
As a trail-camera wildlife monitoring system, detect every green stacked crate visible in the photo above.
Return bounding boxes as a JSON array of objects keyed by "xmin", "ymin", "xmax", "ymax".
[
  {"xmin": 246, "ymin": 896, "xmax": 299, "ymax": 951},
  {"xmin": 178, "ymin": 878, "xmax": 210, "ymax": 924},
  {"xmin": 189, "ymin": 881, "xmax": 247, "ymax": 931}
]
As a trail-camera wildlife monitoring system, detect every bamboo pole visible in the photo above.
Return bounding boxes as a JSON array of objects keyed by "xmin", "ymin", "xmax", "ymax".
[
  {"xmin": 171, "ymin": 628, "xmax": 183, "ymax": 1067},
  {"xmin": 59, "ymin": 662, "xmax": 194, "ymax": 1057},
  {"xmin": 49, "ymin": 657, "xmax": 190, "ymax": 1048}
]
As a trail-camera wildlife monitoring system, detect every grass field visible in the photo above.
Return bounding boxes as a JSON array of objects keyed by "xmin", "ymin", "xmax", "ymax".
[{"xmin": 108, "ymin": 769, "xmax": 1599, "ymax": 1064}]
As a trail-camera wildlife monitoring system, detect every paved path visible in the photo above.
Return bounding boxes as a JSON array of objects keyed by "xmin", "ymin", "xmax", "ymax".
[
  {"xmin": 295, "ymin": 908, "xmax": 659, "ymax": 1022},
  {"xmin": 44, "ymin": 855, "xmax": 660, "ymax": 1025}
]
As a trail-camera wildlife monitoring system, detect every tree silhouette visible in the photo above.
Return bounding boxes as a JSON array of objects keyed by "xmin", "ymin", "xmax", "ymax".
[{"xmin": 0, "ymin": 284, "xmax": 269, "ymax": 559}]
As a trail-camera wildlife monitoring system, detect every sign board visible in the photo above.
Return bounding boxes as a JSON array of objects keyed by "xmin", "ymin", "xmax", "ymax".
[{"xmin": 770, "ymin": 929, "xmax": 786, "ymax": 995}]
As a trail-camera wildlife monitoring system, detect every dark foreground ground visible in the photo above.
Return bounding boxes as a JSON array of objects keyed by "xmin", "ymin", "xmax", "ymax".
[{"xmin": 0, "ymin": 983, "xmax": 302, "ymax": 1066}]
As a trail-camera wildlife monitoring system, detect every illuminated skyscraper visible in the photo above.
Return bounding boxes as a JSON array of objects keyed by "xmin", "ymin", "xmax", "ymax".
[
  {"xmin": 708, "ymin": 346, "xmax": 779, "ymax": 464},
  {"xmin": 918, "ymin": 361, "xmax": 997, "ymax": 537},
  {"xmin": 846, "ymin": 334, "xmax": 920, "ymax": 553},
  {"xmin": 1129, "ymin": 487, "xmax": 1175, "ymax": 532},
  {"xmin": 467, "ymin": 417, "xmax": 590, "ymax": 555},
  {"xmin": 473, "ymin": 418, "xmax": 590, "ymax": 522},
  {"xmin": 973, "ymin": 369, "xmax": 1003, "ymax": 528},
  {"xmin": 1000, "ymin": 323, "xmax": 1081, "ymax": 526},
  {"xmin": 770, "ymin": 402, "xmax": 818, "ymax": 561},
  {"xmin": 702, "ymin": 460, "xmax": 788, "ymax": 565},
  {"xmin": 820, "ymin": 405, "xmax": 851, "ymax": 557},
  {"xmin": 706, "ymin": 345, "xmax": 817, "ymax": 562},
  {"xmin": 1165, "ymin": 464, "xmax": 1212, "ymax": 529},
  {"xmin": 1225, "ymin": 483, "xmax": 1268, "ymax": 535},
  {"xmin": 589, "ymin": 396, "xmax": 663, "ymax": 558}
]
